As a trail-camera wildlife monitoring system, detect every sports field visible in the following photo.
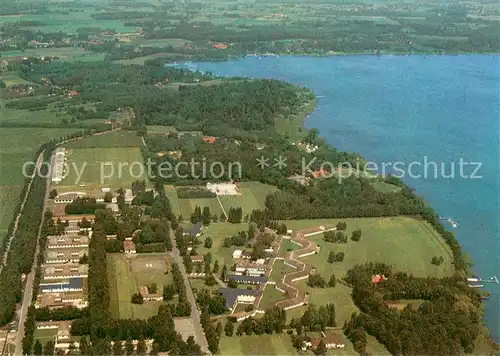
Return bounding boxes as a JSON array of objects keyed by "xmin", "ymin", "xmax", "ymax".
[
  {"xmin": 63, "ymin": 147, "xmax": 148, "ymax": 188},
  {"xmin": 107, "ymin": 253, "xmax": 172, "ymax": 320},
  {"xmin": 219, "ymin": 333, "xmax": 297, "ymax": 356},
  {"xmin": 218, "ymin": 182, "xmax": 277, "ymax": 217}
]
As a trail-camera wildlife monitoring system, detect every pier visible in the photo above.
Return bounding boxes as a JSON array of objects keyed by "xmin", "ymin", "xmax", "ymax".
[{"xmin": 467, "ymin": 276, "xmax": 499, "ymax": 285}]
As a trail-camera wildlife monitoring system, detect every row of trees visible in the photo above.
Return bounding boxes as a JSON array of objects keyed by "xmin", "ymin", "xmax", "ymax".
[{"xmin": 0, "ymin": 145, "xmax": 53, "ymax": 327}]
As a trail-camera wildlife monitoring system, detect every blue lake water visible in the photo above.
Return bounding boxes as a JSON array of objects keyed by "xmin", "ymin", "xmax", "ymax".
[{"xmin": 185, "ymin": 55, "xmax": 500, "ymax": 341}]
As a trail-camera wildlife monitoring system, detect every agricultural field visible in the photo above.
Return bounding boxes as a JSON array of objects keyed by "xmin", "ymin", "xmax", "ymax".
[
  {"xmin": 0, "ymin": 127, "xmax": 80, "ymax": 231},
  {"xmin": 218, "ymin": 181, "xmax": 278, "ymax": 217},
  {"xmin": 62, "ymin": 146, "xmax": 149, "ymax": 189},
  {"xmin": 107, "ymin": 253, "xmax": 172, "ymax": 320},
  {"xmin": 65, "ymin": 130, "xmax": 143, "ymax": 149},
  {"xmin": 219, "ymin": 333, "xmax": 297, "ymax": 356}
]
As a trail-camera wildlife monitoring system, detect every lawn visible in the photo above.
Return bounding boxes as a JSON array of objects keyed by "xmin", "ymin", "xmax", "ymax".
[
  {"xmin": 63, "ymin": 147, "xmax": 149, "ymax": 188},
  {"xmin": 33, "ymin": 328, "xmax": 57, "ymax": 346},
  {"xmin": 258, "ymin": 285, "xmax": 286, "ymax": 310},
  {"xmin": 107, "ymin": 253, "xmax": 172, "ymax": 320},
  {"xmin": 219, "ymin": 333, "xmax": 297, "ymax": 356},
  {"xmin": 269, "ymin": 259, "xmax": 295, "ymax": 283},
  {"xmin": 218, "ymin": 181, "xmax": 277, "ymax": 218},
  {"xmin": 65, "ymin": 130, "xmax": 143, "ymax": 149},
  {"xmin": 278, "ymin": 239, "xmax": 301, "ymax": 255},
  {"xmin": 165, "ymin": 185, "xmax": 224, "ymax": 220},
  {"xmin": 195, "ymin": 222, "xmax": 250, "ymax": 268},
  {"xmin": 284, "ymin": 216, "xmax": 454, "ymax": 278}
]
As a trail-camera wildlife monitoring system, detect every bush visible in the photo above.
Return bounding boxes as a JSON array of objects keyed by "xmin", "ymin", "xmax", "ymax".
[
  {"xmin": 131, "ymin": 293, "xmax": 144, "ymax": 304},
  {"xmin": 177, "ymin": 187, "xmax": 216, "ymax": 199}
]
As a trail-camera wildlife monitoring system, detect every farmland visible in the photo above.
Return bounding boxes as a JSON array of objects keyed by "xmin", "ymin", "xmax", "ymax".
[
  {"xmin": 107, "ymin": 253, "xmax": 172, "ymax": 320},
  {"xmin": 65, "ymin": 130, "xmax": 143, "ymax": 149},
  {"xmin": 218, "ymin": 182, "xmax": 278, "ymax": 217},
  {"xmin": 0, "ymin": 127, "xmax": 80, "ymax": 232}
]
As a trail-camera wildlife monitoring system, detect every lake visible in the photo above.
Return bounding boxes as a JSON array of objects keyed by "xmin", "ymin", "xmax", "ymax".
[{"xmin": 184, "ymin": 54, "xmax": 499, "ymax": 341}]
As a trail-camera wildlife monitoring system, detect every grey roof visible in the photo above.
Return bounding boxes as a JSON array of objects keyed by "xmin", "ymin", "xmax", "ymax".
[
  {"xmin": 227, "ymin": 274, "xmax": 268, "ymax": 284},
  {"xmin": 219, "ymin": 288, "xmax": 262, "ymax": 309},
  {"xmin": 40, "ymin": 277, "xmax": 83, "ymax": 292},
  {"xmin": 186, "ymin": 221, "xmax": 203, "ymax": 236},
  {"xmin": 69, "ymin": 277, "xmax": 84, "ymax": 289}
]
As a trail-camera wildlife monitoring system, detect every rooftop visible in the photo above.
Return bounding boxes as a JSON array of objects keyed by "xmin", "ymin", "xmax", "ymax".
[
  {"xmin": 219, "ymin": 288, "xmax": 262, "ymax": 309},
  {"xmin": 227, "ymin": 274, "xmax": 268, "ymax": 284}
]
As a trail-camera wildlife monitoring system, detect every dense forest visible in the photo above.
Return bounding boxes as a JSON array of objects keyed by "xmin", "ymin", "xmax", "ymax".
[{"xmin": 343, "ymin": 263, "xmax": 483, "ymax": 355}]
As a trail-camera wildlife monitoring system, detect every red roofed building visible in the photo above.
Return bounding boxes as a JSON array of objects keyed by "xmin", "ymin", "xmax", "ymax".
[
  {"xmin": 212, "ymin": 43, "xmax": 228, "ymax": 49},
  {"xmin": 202, "ymin": 137, "xmax": 217, "ymax": 144},
  {"xmin": 371, "ymin": 274, "xmax": 387, "ymax": 284},
  {"xmin": 70, "ymin": 91, "xmax": 79, "ymax": 97},
  {"xmin": 311, "ymin": 169, "xmax": 329, "ymax": 179},
  {"xmin": 124, "ymin": 241, "xmax": 136, "ymax": 254}
]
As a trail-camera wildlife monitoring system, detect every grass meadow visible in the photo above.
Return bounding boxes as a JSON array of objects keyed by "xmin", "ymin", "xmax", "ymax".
[
  {"xmin": 107, "ymin": 253, "xmax": 172, "ymax": 320},
  {"xmin": 219, "ymin": 333, "xmax": 297, "ymax": 356},
  {"xmin": 65, "ymin": 130, "xmax": 144, "ymax": 149},
  {"xmin": 289, "ymin": 216, "xmax": 454, "ymax": 279},
  {"xmin": 218, "ymin": 181, "xmax": 277, "ymax": 217},
  {"xmin": 63, "ymin": 147, "xmax": 148, "ymax": 188}
]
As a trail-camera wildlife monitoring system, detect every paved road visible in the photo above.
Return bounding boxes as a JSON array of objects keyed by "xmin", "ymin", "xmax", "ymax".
[
  {"xmin": 14, "ymin": 151, "xmax": 51, "ymax": 356},
  {"xmin": 170, "ymin": 233, "xmax": 209, "ymax": 354}
]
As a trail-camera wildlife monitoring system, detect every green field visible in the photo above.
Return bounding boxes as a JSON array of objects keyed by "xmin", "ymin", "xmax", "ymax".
[
  {"xmin": 288, "ymin": 216, "xmax": 454, "ymax": 279},
  {"xmin": 0, "ymin": 127, "xmax": 80, "ymax": 231},
  {"xmin": 269, "ymin": 259, "xmax": 295, "ymax": 283},
  {"xmin": 107, "ymin": 253, "xmax": 172, "ymax": 320},
  {"xmin": 165, "ymin": 185, "xmax": 224, "ymax": 219},
  {"xmin": 65, "ymin": 130, "xmax": 143, "ymax": 149},
  {"xmin": 33, "ymin": 328, "xmax": 57, "ymax": 347},
  {"xmin": 219, "ymin": 333, "xmax": 297, "ymax": 356},
  {"xmin": 278, "ymin": 239, "xmax": 301, "ymax": 254},
  {"xmin": 218, "ymin": 182, "xmax": 278, "ymax": 217},
  {"xmin": 269, "ymin": 216, "xmax": 454, "ymax": 338},
  {"xmin": 63, "ymin": 147, "xmax": 149, "ymax": 188},
  {"xmin": 258, "ymin": 285, "xmax": 286, "ymax": 310}
]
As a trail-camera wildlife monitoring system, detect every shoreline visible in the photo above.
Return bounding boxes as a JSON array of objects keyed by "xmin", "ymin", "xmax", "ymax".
[{"xmin": 275, "ymin": 76, "xmax": 498, "ymax": 349}]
